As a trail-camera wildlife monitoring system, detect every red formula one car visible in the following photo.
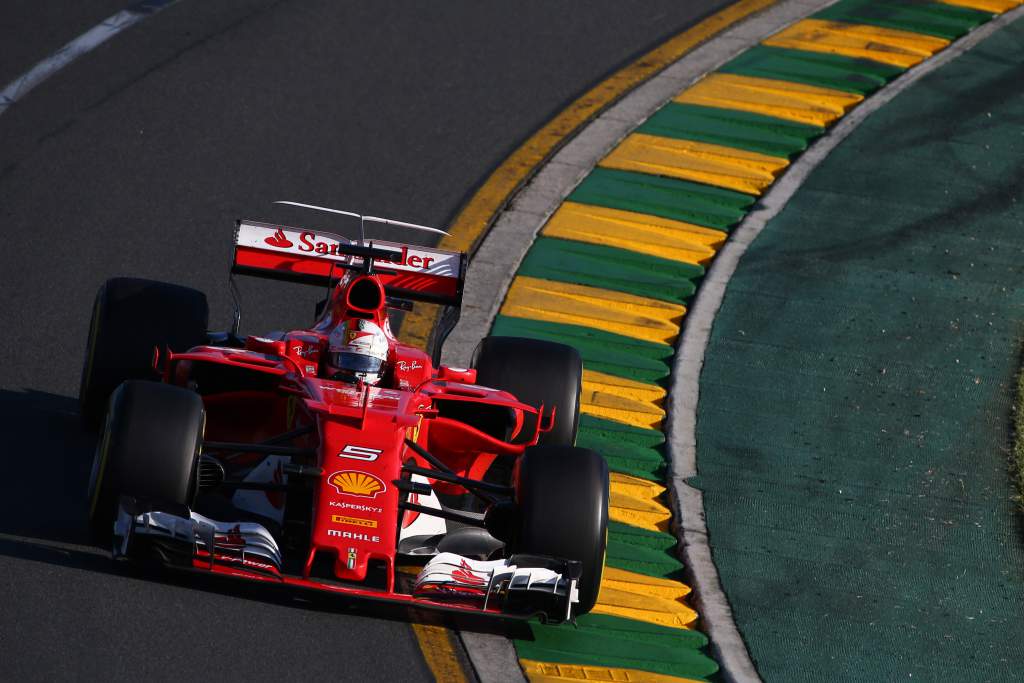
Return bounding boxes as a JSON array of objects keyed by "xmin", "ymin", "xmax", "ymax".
[{"xmin": 81, "ymin": 207, "xmax": 608, "ymax": 622}]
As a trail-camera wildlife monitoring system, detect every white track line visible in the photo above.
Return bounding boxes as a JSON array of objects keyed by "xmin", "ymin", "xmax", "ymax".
[
  {"xmin": 668, "ymin": 6, "xmax": 1024, "ymax": 683},
  {"xmin": 0, "ymin": 0, "xmax": 180, "ymax": 117}
]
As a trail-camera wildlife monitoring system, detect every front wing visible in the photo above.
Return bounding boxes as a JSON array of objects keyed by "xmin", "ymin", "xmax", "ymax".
[{"xmin": 113, "ymin": 499, "xmax": 579, "ymax": 623}]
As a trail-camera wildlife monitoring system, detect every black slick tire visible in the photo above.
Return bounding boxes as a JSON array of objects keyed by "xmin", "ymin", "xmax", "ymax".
[
  {"xmin": 79, "ymin": 278, "xmax": 208, "ymax": 430},
  {"xmin": 513, "ymin": 445, "xmax": 609, "ymax": 616},
  {"xmin": 472, "ymin": 336, "xmax": 582, "ymax": 446},
  {"xmin": 88, "ymin": 381, "xmax": 205, "ymax": 545}
]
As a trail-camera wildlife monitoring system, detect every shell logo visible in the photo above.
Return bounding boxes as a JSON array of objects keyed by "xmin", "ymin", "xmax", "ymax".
[{"xmin": 328, "ymin": 470, "xmax": 386, "ymax": 498}]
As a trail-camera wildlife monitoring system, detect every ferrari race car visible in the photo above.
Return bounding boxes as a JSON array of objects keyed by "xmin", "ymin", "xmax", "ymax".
[{"xmin": 81, "ymin": 206, "xmax": 608, "ymax": 623}]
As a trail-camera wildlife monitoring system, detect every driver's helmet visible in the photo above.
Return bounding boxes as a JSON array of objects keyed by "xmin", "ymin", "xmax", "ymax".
[{"xmin": 326, "ymin": 319, "xmax": 390, "ymax": 385}]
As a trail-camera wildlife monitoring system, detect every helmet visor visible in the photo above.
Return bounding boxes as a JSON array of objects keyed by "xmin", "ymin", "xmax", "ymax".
[{"xmin": 329, "ymin": 351, "xmax": 384, "ymax": 373}]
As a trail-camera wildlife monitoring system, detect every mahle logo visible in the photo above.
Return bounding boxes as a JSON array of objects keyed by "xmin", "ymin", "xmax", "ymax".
[{"xmin": 327, "ymin": 529, "xmax": 380, "ymax": 543}]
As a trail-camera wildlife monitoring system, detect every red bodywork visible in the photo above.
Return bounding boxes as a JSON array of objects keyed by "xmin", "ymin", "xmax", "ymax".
[{"xmin": 146, "ymin": 224, "xmax": 550, "ymax": 615}]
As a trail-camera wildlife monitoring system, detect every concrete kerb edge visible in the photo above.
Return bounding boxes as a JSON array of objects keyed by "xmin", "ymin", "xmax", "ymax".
[
  {"xmin": 666, "ymin": 6, "xmax": 1024, "ymax": 683},
  {"xmin": 445, "ymin": 0, "xmax": 843, "ymax": 680}
]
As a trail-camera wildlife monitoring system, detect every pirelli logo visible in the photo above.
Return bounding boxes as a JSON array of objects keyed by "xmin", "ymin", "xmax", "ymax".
[{"xmin": 332, "ymin": 514, "xmax": 378, "ymax": 529}]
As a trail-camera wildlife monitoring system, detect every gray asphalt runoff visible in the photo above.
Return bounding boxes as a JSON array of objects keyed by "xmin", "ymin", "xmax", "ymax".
[{"xmin": 0, "ymin": 1, "xmax": 730, "ymax": 680}]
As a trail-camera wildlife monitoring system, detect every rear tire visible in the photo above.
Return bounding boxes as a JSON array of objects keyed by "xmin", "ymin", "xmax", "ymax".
[
  {"xmin": 472, "ymin": 336, "xmax": 582, "ymax": 446},
  {"xmin": 79, "ymin": 278, "xmax": 208, "ymax": 430},
  {"xmin": 512, "ymin": 445, "xmax": 608, "ymax": 616},
  {"xmin": 88, "ymin": 381, "xmax": 205, "ymax": 544}
]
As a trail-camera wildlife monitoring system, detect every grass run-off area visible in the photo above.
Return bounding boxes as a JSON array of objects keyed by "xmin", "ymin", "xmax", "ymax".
[{"xmin": 1014, "ymin": 362, "xmax": 1024, "ymax": 511}]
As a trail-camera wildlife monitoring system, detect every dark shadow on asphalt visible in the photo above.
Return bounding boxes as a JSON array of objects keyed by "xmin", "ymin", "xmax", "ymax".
[
  {"xmin": 0, "ymin": 389, "xmax": 94, "ymax": 544},
  {"xmin": 0, "ymin": 387, "xmax": 527, "ymax": 638}
]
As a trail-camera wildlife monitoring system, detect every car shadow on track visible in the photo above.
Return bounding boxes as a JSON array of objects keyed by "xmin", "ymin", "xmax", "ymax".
[
  {"xmin": 0, "ymin": 387, "xmax": 526, "ymax": 638},
  {"xmin": 0, "ymin": 388, "xmax": 94, "ymax": 544}
]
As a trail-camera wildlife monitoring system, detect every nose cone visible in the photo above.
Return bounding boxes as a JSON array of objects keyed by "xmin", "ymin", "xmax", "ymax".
[{"xmin": 308, "ymin": 400, "xmax": 405, "ymax": 584}]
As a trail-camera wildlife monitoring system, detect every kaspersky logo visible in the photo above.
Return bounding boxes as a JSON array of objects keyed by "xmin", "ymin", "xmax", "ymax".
[{"xmin": 330, "ymin": 501, "xmax": 383, "ymax": 514}]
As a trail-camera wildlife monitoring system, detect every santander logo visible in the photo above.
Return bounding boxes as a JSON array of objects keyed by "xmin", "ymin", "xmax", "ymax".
[
  {"xmin": 242, "ymin": 223, "xmax": 457, "ymax": 275},
  {"xmin": 264, "ymin": 229, "xmax": 293, "ymax": 248}
]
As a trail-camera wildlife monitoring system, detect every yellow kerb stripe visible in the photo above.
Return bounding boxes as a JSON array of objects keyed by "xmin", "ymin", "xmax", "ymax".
[
  {"xmin": 609, "ymin": 471, "xmax": 672, "ymax": 532},
  {"xmin": 592, "ymin": 583, "xmax": 697, "ymax": 629},
  {"xmin": 600, "ymin": 133, "xmax": 789, "ymax": 196},
  {"xmin": 593, "ymin": 557, "xmax": 700, "ymax": 630},
  {"xmin": 520, "ymin": 659, "xmax": 705, "ymax": 683},
  {"xmin": 582, "ymin": 368, "xmax": 666, "ymax": 430},
  {"xmin": 602, "ymin": 566, "xmax": 692, "ymax": 601},
  {"xmin": 935, "ymin": 0, "xmax": 1022, "ymax": 11},
  {"xmin": 763, "ymin": 18, "xmax": 950, "ymax": 68},
  {"xmin": 501, "ymin": 276, "xmax": 684, "ymax": 345},
  {"xmin": 398, "ymin": 0, "xmax": 779, "ymax": 349},
  {"xmin": 543, "ymin": 202, "xmax": 726, "ymax": 265},
  {"xmin": 675, "ymin": 72, "xmax": 862, "ymax": 127}
]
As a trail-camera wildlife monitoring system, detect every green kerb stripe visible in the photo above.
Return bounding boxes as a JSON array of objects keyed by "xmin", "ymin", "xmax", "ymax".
[
  {"xmin": 573, "ymin": 613, "xmax": 708, "ymax": 649},
  {"xmin": 607, "ymin": 520, "xmax": 684, "ymax": 579},
  {"xmin": 569, "ymin": 167, "xmax": 754, "ymax": 231},
  {"xmin": 517, "ymin": 237, "xmax": 704, "ymax": 304},
  {"xmin": 516, "ymin": 616, "xmax": 718, "ymax": 681},
  {"xmin": 491, "ymin": 315, "xmax": 673, "ymax": 383},
  {"xmin": 814, "ymin": 0, "xmax": 993, "ymax": 40},
  {"xmin": 638, "ymin": 101, "xmax": 824, "ymax": 158},
  {"xmin": 720, "ymin": 45, "xmax": 905, "ymax": 94},
  {"xmin": 578, "ymin": 415, "xmax": 666, "ymax": 482}
]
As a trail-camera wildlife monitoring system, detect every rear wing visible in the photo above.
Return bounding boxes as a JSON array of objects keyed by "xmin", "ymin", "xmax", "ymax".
[{"xmin": 232, "ymin": 219, "xmax": 466, "ymax": 307}]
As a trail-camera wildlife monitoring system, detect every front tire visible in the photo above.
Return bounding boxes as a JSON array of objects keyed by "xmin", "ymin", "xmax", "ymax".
[
  {"xmin": 472, "ymin": 336, "xmax": 582, "ymax": 446},
  {"xmin": 512, "ymin": 445, "xmax": 608, "ymax": 616},
  {"xmin": 79, "ymin": 278, "xmax": 209, "ymax": 430},
  {"xmin": 88, "ymin": 381, "xmax": 205, "ymax": 544}
]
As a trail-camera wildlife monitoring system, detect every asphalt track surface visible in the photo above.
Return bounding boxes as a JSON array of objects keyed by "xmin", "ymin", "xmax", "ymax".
[{"xmin": 0, "ymin": 1, "xmax": 730, "ymax": 680}]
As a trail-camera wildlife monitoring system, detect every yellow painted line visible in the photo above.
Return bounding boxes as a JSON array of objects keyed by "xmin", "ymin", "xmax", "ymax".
[
  {"xmin": 762, "ymin": 18, "xmax": 950, "ymax": 68},
  {"xmin": 543, "ymin": 202, "xmax": 726, "ymax": 265},
  {"xmin": 398, "ymin": 0, "xmax": 779, "ymax": 349},
  {"xmin": 410, "ymin": 617, "xmax": 470, "ymax": 683},
  {"xmin": 582, "ymin": 368, "xmax": 666, "ymax": 430},
  {"xmin": 609, "ymin": 471, "xmax": 673, "ymax": 532},
  {"xmin": 521, "ymin": 659, "xmax": 704, "ymax": 683},
  {"xmin": 675, "ymin": 72, "xmax": 863, "ymax": 127},
  {"xmin": 501, "ymin": 276, "xmax": 685, "ymax": 346},
  {"xmin": 600, "ymin": 132, "xmax": 789, "ymax": 196},
  {"xmin": 936, "ymin": 0, "xmax": 1022, "ymax": 11}
]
